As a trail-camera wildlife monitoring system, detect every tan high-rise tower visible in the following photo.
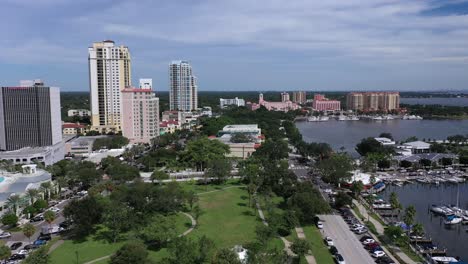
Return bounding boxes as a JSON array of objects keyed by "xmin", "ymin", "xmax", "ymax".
[{"xmin": 89, "ymin": 40, "xmax": 131, "ymax": 133}]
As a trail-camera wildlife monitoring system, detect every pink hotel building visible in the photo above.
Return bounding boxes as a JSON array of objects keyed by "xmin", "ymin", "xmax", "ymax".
[
  {"xmin": 312, "ymin": 94, "xmax": 341, "ymax": 111},
  {"xmin": 247, "ymin": 93, "xmax": 300, "ymax": 112},
  {"xmin": 121, "ymin": 87, "xmax": 160, "ymax": 143}
]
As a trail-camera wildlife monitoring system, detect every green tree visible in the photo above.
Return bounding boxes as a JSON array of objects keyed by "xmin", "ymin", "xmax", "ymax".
[
  {"xmin": 198, "ymin": 235, "xmax": 216, "ymax": 263},
  {"xmin": 205, "ymin": 158, "xmax": 232, "ymax": 184},
  {"xmin": 150, "ymin": 170, "xmax": 169, "ymax": 184},
  {"xmin": 22, "ymin": 223, "xmax": 36, "ymax": 243},
  {"xmin": 400, "ymin": 160, "xmax": 412, "ymax": 168},
  {"xmin": 1, "ymin": 213, "xmax": 18, "ymax": 226},
  {"xmin": 460, "ymin": 156, "xmax": 468, "ymax": 165},
  {"xmin": 389, "ymin": 192, "xmax": 402, "ymax": 221},
  {"xmin": 24, "ymin": 246, "xmax": 49, "ymax": 264},
  {"xmin": 139, "ymin": 214, "xmax": 177, "ymax": 248},
  {"xmin": 441, "ymin": 157, "xmax": 453, "ymax": 167},
  {"xmin": 253, "ymin": 139, "xmax": 288, "ymax": 162},
  {"xmin": 420, "ymin": 159, "xmax": 432, "ymax": 168},
  {"xmin": 384, "ymin": 225, "xmax": 403, "ymax": 242},
  {"xmin": 193, "ymin": 204, "xmax": 202, "ymax": 221},
  {"xmin": 40, "ymin": 182, "xmax": 53, "ymax": 201},
  {"xmin": 33, "ymin": 199, "xmax": 48, "ymax": 211},
  {"xmin": 350, "ymin": 181, "xmax": 364, "ymax": 197},
  {"xmin": 247, "ymin": 183, "xmax": 257, "ymax": 207},
  {"xmin": 334, "ymin": 192, "xmax": 353, "ymax": 208},
  {"xmin": 64, "ymin": 196, "xmax": 104, "ymax": 237},
  {"xmin": 403, "ymin": 205, "xmax": 417, "ymax": 234},
  {"xmin": 0, "ymin": 245, "xmax": 11, "ymax": 263},
  {"xmin": 110, "ymin": 240, "xmax": 149, "ymax": 264},
  {"xmin": 317, "ymin": 153, "xmax": 354, "ymax": 185},
  {"xmin": 356, "ymin": 137, "xmax": 393, "ymax": 156},
  {"xmin": 430, "ymin": 143, "xmax": 446, "ymax": 153},
  {"xmin": 255, "ymin": 224, "xmax": 275, "ymax": 246},
  {"xmin": 185, "ymin": 137, "xmax": 230, "ymax": 171},
  {"xmin": 25, "ymin": 189, "xmax": 40, "ymax": 205},
  {"xmin": 6, "ymin": 194, "xmax": 21, "ymax": 215},
  {"xmin": 290, "ymin": 239, "xmax": 311, "ymax": 262},
  {"xmin": 44, "ymin": 210, "xmax": 55, "ymax": 228},
  {"xmin": 377, "ymin": 159, "xmax": 391, "ymax": 169},
  {"xmin": 103, "ymin": 203, "xmax": 131, "ymax": 243},
  {"xmin": 379, "ymin": 132, "xmax": 394, "ymax": 140},
  {"xmin": 165, "ymin": 237, "xmax": 200, "ymax": 264},
  {"xmin": 212, "ymin": 248, "xmax": 241, "ymax": 264},
  {"xmin": 185, "ymin": 191, "xmax": 198, "ymax": 210},
  {"xmin": 412, "ymin": 223, "xmax": 425, "ymax": 236}
]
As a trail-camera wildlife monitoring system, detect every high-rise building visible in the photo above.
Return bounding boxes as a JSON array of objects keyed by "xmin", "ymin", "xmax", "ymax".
[
  {"xmin": 88, "ymin": 40, "xmax": 131, "ymax": 133},
  {"xmin": 312, "ymin": 94, "xmax": 341, "ymax": 111},
  {"xmin": 169, "ymin": 61, "xmax": 198, "ymax": 111},
  {"xmin": 139, "ymin": 78, "xmax": 152, "ymax": 89},
  {"xmin": 281, "ymin": 92, "xmax": 290, "ymax": 102},
  {"xmin": 346, "ymin": 92, "xmax": 399, "ymax": 111},
  {"xmin": 0, "ymin": 80, "xmax": 62, "ymax": 151},
  {"xmin": 292, "ymin": 91, "xmax": 307, "ymax": 104},
  {"xmin": 220, "ymin": 97, "xmax": 245, "ymax": 108},
  {"xmin": 121, "ymin": 87, "xmax": 160, "ymax": 143}
]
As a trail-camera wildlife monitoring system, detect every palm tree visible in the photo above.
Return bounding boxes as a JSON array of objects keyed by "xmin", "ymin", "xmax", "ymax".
[
  {"xmin": 44, "ymin": 210, "xmax": 55, "ymax": 229},
  {"xmin": 6, "ymin": 194, "xmax": 21, "ymax": 215},
  {"xmin": 22, "ymin": 223, "xmax": 36, "ymax": 243},
  {"xmin": 40, "ymin": 182, "xmax": 52, "ymax": 201},
  {"xmin": 55, "ymin": 177, "xmax": 67, "ymax": 195},
  {"xmin": 25, "ymin": 189, "xmax": 39, "ymax": 205}
]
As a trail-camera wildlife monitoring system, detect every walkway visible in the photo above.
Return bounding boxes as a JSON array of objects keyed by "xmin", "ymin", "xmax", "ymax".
[
  {"xmin": 255, "ymin": 199, "xmax": 294, "ymax": 256},
  {"xmin": 295, "ymin": 227, "xmax": 317, "ymax": 264},
  {"xmin": 353, "ymin": 200, "xmax": 417, "ymax": 264},
  {"xmin": 83, "ymin": 212, "xmax": 197, "ymax": 264}
]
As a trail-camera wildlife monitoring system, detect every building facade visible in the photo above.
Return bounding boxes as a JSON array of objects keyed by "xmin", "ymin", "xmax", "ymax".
[
  {"xmin": 121, "ymin": 88, "xmax": 160, "ymax": 143},
  {"xmin": 246, "ymin": 93, "xmax": 300, "ymax": 112},
  {"xmin": 0, "ymin": 80, "xmax": 62, "ymax": 151},
  {"xmin": 88, "ymin": 40, "xmax": 131, "ymax": 133},
  {"xmin": 220, "ymin": 97, "xmax": 245, "ymax": 108},
  {"xmin": 169, "ymin": 61, "xmax": 198, "ymax": 111},
  {"xmin": 312, "ymin": 94, "xmax": 341, "ymax": 111},
  {"xmin": 67, "ymin": 109, "xmax": 91, "ymax": 117},
  {"xmin": 292, "ymin": 91, "xmax": 307, "ymax": 104},
  {"xmin": 139, "ymin": 78, "xmax": 152, "ymax": 89},
  {"xmin": 346, "ymin": 92, "xmax": 400, "ymax": 111}
]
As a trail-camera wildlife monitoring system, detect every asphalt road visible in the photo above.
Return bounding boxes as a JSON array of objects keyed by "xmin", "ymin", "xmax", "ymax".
[{"xmin": 318, "ymin": 214, "xmax": 375, "ymax": 264}]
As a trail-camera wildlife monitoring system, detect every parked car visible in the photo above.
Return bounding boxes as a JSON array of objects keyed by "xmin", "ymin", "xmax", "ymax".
[
  {"xmin": 33, "ymin": 240, "xmax": 46, "ymax": 246},
  {"xmin": 316, "ymin": 221, "xmax": 323, "ymax": 229},
  {"xmin": 375, "ymin": 256, "xmax": 396, "ymax": 264},
  {"xmin": 48, "ymin": 207, "xmax": 60, "ymax": 213},
  {"xmin": 0, "ymin": 232, "xmax": 11, "ymax": 239},
  {"xmin": 38, "ymin": 234, "xmax": 52, "ymax": 241},
  {"xmin": 24, "ymin": 244, "xmax": 40, "ymax": 250},
  {"xmin": 371, "ymin": 251, "xmax": 386, "ymax": 258},
  {"xmin": 354, "ymin": 228, "xmax": 368, "ymax": 234},
  {"xmin": 10, "ymin": 242, "xmax": 23, "ymax": 250},
  {"xmin": 17, "ymin": 249, "xmax": 29, "ymax": 255},
  {"xmin": 324, "ymin": 236, "xmax": 334, "ymax": 246},
  {"xmin": 329, "ymin": 246, "xmax": 338, "ymax": 255},
  {"xmin": 360, "ymin": 236, "xmax": 373, "ymax": 242},
  {"xmin": 8, "ymin": 254, "xmax": 26, "ymax": 260},
  {"xmin": 334, "ymin": 253, "xmax": 346, "ymax": 264},
  {"xmin": 365, "ymin": 243, "xmax": 381, "ymax": 251},
  {"xmin": 30, "ymin": 215, "xmax": 44, "ymax": 222},
  {"xmin": 362, "ymin": 238, "xmax": 376, "ymax": 245}
]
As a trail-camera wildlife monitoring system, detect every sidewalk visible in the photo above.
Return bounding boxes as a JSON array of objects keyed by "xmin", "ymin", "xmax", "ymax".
[
  {"xmin": 353, "ymin": 200, "xmax": 417, "ymax": 264},
  {"xmin": 295, "ymin": 227, "xmax": 317, "ymax": 264}
]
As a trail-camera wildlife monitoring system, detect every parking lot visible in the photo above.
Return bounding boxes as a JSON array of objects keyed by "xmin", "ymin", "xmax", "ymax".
[{"xmin": 318, "ymin": 214, "xmax": 376, "ymax": 264}]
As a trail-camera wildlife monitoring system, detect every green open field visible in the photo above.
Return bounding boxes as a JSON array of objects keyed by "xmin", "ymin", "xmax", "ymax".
[
  {"xmin": 302, "ymin": 226, "xmax": 334, "ymax": 264},
  {"xmin": 49, "ymin": 185, "xmax": 259, "ymax": 263}
]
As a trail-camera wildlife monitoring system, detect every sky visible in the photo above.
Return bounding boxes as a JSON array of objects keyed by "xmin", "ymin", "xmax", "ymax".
[{"xmin": 1, "ymin": 0, "xmax": 468, "ymax": 92}]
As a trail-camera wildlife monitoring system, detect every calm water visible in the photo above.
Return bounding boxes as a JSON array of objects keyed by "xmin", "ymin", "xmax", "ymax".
[
  {"xmin": 401, "ymin": 97, "xmax": 468, "ymax": 106},
  {"xmin": 381, "ymin": 183, "xmax": 468, "ymax": 261},
  {"xmin": 296, "ymin": 119, "xmax": 468, "ymax": 156}
]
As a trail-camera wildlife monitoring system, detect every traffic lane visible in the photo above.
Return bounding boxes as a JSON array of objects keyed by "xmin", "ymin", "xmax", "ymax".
[{"xmin": 319, "ymin": 214, "xmax": 375, "ymax": 264}]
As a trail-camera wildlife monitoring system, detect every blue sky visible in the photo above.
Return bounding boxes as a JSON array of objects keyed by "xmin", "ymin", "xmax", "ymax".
[{"xmin": 1, "ymin": 0, "xmax": 468, "ymax": 91}]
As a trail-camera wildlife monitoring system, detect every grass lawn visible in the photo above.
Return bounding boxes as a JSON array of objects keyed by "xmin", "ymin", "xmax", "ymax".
[
  {"xmin": 49, "ymin": 212, "xmax": 191, "ymax": 264},
  {"xmin": 302, "ymin": 226, "xmax": 334, "ymax": 264},
  {"xmin": 188, "ymin": 186, "xmax": 259, "ymax": 248},
  {"xmin": 180, "ymin": 178, "xmax": 244, "ymax": 194}
]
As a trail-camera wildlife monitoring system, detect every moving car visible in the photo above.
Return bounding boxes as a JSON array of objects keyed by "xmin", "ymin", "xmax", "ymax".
[
  {"xmin": 334, "ymin": 253, "xmax": 346, "ymax": 264},
  {"xmin": 371, "ymin": 251, "xmax": 386, "ymax": 258},
  {"xmin": 0, "ymin": 232, "xmax": 11, "ymax": 239},
  {"xmin": 316, "ymin": 221, "xmax": 324, "ymax": 229},
  {"xmin": 10, "ymin": 242, "xmax": 23, "ymax": 250},
  {"xmin": 324, "ymin": 236, "xmax": 334, "ymax": 246}
]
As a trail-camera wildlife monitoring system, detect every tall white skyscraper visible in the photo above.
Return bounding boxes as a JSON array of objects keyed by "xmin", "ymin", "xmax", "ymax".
[
  {"xmin": 88, "ymin": 40, "xmax": 131, "ymax": 132},
  {"xmin": 169, "ymin": 61, "xmax": 198, "ymax": 111}
]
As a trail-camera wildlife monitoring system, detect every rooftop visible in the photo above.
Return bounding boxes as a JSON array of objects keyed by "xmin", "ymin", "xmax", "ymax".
[{"xmin": 403, "ymin": 141, "xmax": 431, "ymax": 149}]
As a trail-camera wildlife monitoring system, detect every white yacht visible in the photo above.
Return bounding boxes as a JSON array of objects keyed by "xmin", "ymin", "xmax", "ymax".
[
  {"xmin": 431, "ymin": 256, "xmax": 459, "ymax": 264},
  {"xmin": 307, "ymin": 116, "xmax": 319, "ymax": 122},
  {"xmin": 319, "ymin": 116, "xmax": 330, "ymax": 122},
  {"xmin": 338, "ymin": 115, "xmax": 348, "ymax": 121},
  {"xmin": 349, "ymin": 115, "xmax": 360, "ymax": 121},
  {"xmin": 444, "ymin": 215, "xmax": 462, "ymax": 225}
]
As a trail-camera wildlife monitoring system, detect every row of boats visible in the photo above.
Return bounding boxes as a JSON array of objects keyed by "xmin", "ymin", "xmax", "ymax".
[
  {"xmin": 430, "ymin": 205, "xmax": 468, "ymax": 225},
  {"xmin": 306, "ymin": 114, "xmax": 423, "ymax": 122}
]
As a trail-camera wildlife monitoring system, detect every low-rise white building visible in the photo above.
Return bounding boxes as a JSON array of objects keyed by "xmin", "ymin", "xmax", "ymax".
[
  {"xmin": 400, "ymin": 141, "xmax": 431, "ymax": 154},
  {"xmin": 67, "ymin": 109, "xmax": 91, "ymax": 117},
  {"xmin": 220, "ymin": 97, "xmax": 245, "ymax": 108},
  {"xmin": 374, "ymin": 137, "xmax": 396, "ymax": 146}
]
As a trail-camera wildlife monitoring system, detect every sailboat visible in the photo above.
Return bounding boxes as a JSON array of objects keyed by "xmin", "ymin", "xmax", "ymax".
[{"xmin": 444, "ymin": 214, "xmax": 462, "ymax": 225}]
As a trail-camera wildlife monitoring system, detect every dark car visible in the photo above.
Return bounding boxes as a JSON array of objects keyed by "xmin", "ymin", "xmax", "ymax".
[
  {"xmin": 29, "ymin": 215, "xmax": 44, "ymax": 222},
  {"xmin": 375, "ymin": 256, "xmax": 396, "ymax": 264},
  {"xmin": 59, "ymin": 220, "xmax": 72, "ymax": 229},
  {"xmin": 329, "ymin": 246, "xmax": 338, "ymax": 255},
  {"xmin": 10, "ymin": 242, "xmax": 23, "ymax": 250},
  {"xmin": 38, "ymin": 234, "xmax": 52, "ymax": 241},
  {"xmin": 24, "ymin": 244, "xmax": 40, "ymax": 250},
  {"xmin": 365, "ymin": 242, "xmax": 380, "ymax": 250},
  {"xmin": 33, "ymin": 239, "xmax": 46, "ymax": 246},
  {"xmin": 9, "ymin": 254, "xmax": 26, "ymax": 260}
]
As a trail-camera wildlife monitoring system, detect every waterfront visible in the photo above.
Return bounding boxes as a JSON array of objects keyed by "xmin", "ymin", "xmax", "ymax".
[
  {"xmin": 401, "ymin": 97, "xmax": 468, "ymax": 107},
  {"xmin": 296, "ymin": 119, "xmax": 468, "ymax": 156},
  {"xmin": 381, "ymin": 183, "xmax": 468, "ymax": 262}
]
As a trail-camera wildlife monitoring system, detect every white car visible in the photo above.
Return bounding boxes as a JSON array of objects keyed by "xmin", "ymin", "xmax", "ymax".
[
  {"xmin": 324, "ymin": 236, "xmax": 334, "ymax": 246},
  {"xmin": 17, "ymin": 250, "xmax": 28, "ymax": 255},
  {"xmin": 316, "ymin": 221, "xmax": 323, "ymax": 229},
  {"xmin": 0, "ymin": 232, "xmax": 11, "ymax": 239},
  {"xmin": 48, "ymin": 207, "xmax": 60, "ymax": 213},
  {"xmin": 371, "ymin": 251, "xmax": 386, "ymax": 258},
  {"xmin": 362, "ymin": 238, "xmax": 375, "ymax": 245}
]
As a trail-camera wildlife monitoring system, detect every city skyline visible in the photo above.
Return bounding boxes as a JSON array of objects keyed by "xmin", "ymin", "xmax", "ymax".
[{"xmin": 1, "ymin": 1, "xmax": 468, "ymax": 92}]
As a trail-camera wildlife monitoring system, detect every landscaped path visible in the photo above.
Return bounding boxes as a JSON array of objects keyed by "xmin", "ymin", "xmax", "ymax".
[
  {"xmin": 295, "ymin": 227, "xmax": 317, "ymax": 264},
  {"xmin": 353, "ymin": 200, "xmax": 417, "ymax": 264},
  {"xmin": 82, "ymin": 212, "xmax": 197, "ymax": 264}
]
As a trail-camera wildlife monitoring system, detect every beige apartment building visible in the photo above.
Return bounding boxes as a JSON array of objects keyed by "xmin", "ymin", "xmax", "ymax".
[
  {"xmin": 88, "ymin": 40, "xmax": 131, "ymax": 133},
  {"xmin": 347, "ymin": 92, "xmax": 399, "ymax": 111}
]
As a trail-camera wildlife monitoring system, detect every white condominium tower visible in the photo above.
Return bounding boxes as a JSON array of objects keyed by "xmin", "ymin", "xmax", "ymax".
[
  {"xmin": 88, "ymin": 40, "xmax": 131, "ymax": 132},
  {"xmin": 169, "ymin": 60, "xmax": 198, "ymax": 111}
]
